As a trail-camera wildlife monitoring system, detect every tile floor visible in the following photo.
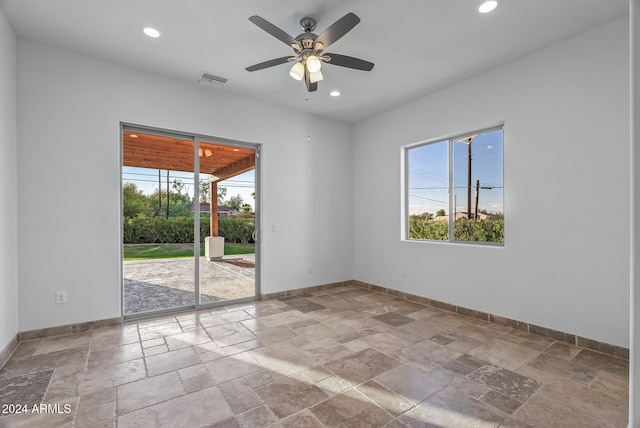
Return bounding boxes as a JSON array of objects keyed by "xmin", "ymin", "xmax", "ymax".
[{"xmin": 0, "ymin": 285, "xmax": 629, "ymax": 427}]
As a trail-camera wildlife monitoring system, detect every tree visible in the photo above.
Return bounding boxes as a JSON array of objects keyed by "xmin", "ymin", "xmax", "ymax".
[
  {"xmin": 172, "ymin": 179, "xmax": 185, "ymax": 194},
  {"xmin": 486, "ymin": 212, "xmax": 504, "ymax": 221},
  {"xmin": 238, "ymin": 203, "xmax": 254, "ymax": 218},
  {"xmin": 217, "ymin": 186, "xmax": 227, "ymax": 205},
  {"xmin": 199, "ymin": 179, "xmax": 210, "ymax": 203},
  {"xmin": 436, "ymin": 209, "xmax": 446, "ymax": 217},
  {"xmin": 123, "ymin": 182, "xmax": 151, "ymax": 218},
  {"xmin": 410, "ymin": 212, "xmax": 433, "ymax": 222},
  {"xmin": 199, "ymin": 177, "xmax": 227, "ymax": 204},
  {"xmin": 149, "ymin": 188, "xmax": 192, "ymax": 217},
  {"xmin": 227, "ymin": 194, "xmax": 243, "ymax": 211}
]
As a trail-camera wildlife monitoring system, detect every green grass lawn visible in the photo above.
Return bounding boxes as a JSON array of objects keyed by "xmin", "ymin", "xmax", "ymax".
[{"xmin": 123, "ymin": 243, "xmax": 255, "ymax": 260}]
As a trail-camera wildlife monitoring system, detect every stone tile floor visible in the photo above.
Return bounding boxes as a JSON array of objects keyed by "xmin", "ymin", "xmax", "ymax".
[{"xmin": 0, "ymin": 285, "xmax": 629, "ymax": 427}]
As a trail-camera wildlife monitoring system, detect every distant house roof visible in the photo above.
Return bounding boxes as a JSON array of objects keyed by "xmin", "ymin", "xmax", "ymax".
[
  {"xmin": 190, "ymin": 203, "xmax": 235, "ymax": 213},
  {"xmin": 433, "ymin": 212, "xmax": 487, "ymax": 221},
  {"xmin": 191, "ymin": 202, "xmax": 238, "ymax": 216}
]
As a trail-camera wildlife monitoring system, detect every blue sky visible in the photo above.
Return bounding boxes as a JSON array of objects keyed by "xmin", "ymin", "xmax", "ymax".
[
  {"xmin": 122, "ymin": 167, "xmax": 256, "ymax": 209},
  {"xmin": 408, "ymin": 129, "xmax": 503, "ymax": 216}
]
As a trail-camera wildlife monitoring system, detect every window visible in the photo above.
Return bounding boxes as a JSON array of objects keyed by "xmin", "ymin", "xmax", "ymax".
[{"xmin": 405, "ymin": 127, "xmax": 504, "ymax": 244}]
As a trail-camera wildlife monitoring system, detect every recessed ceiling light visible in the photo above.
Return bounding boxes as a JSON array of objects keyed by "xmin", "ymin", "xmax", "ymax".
[
  {"xmin": 142, "ymin": 26, "xmax": 161, "ymax": 38},
  {"xmin": 129, "ymin": 134, "xmax": 138, "ymax": 138},
  {"xmin": 330, "ymin": 90, "xmax": 341, "ymax": 97},
  {"xmin": 478, "ymin": 0, "xmax": 500, "ymax": 14}
]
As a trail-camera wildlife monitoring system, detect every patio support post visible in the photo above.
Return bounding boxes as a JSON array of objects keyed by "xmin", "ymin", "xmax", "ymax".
[
  {"xmin": 210, "ymin": 181, "xmax": 219, "ymax": 236},
  {"xmin": 205, "ymin": 181, "xmax": 224, "ymax": 261}
]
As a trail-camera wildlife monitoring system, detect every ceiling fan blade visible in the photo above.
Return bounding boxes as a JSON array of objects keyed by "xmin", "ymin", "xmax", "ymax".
[
  {"xmin": 305, "ymin": 68, "xmax": 318, "ymax": 92},
  {"xmin": 324, "ymin": 53, "xmax": 374, "ymax": 71},
  {"xmin": 249, "ymin": 16, "xmax": 299, "ymax": 47},
  {"xmin": 246, "ymin": 56, "xmax": 291, "ymax": 72},
  {"xmin": 314, "ymin": 13, "xmax": 360, "ymax": 49}
]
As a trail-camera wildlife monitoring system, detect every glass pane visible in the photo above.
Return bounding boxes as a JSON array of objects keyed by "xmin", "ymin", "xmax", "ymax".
[
  {"xmin": 407, "ymin": 140, "xmax": 449, "ymax": 240},
  {"xmin": 122, "ymin": 131, "xmax": 196, "ymax": 315},
  {"xmin": 452, "ymin": 128, "xmax": 504, "ymax": 243},
  {"xmin": 199, "ymin": 141, "xmax": 256, "ymax": 304}
]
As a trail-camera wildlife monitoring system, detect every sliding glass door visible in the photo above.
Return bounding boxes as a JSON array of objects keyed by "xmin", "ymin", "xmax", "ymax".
[
  {"xmin": 198, "ymin": 140, "xmax": 257, "ymax": 305},
  {"xmin": 121, "ymin": 125, "xmax": 258, "ymax": 318}
]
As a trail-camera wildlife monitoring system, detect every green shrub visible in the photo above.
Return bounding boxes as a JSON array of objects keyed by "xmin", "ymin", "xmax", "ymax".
[
  {"xmin": 200, "ymin": 217, "xmax": 210, "ymax": 242},
  {"xmin": 123, "ymin": 216, "xmax": 255, "ymax": 244},
  {"xmin": 408, "ymin": 217, "xmax": 503, "ymax": 243},
  {"xmin": 454, "ymin": 218, "xmax": 504, "ymax": 242},
  {"xmin": 123, "ymin": 219, "xmax": 137, "ymax": 244},
  {"xmin": 409, "ymin": 218, "xmax": 448, "ymax": 241},
  {"xmin": 218, "ymin": 217, "xmax": 255, "ymax": 244},
  {"xmin": 138, "ymin": 218, "xmax": 163, "ymax": 243}
]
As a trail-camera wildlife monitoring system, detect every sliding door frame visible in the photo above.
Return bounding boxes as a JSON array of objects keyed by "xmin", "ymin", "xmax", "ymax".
[{"xmin": 120, "ymin": 122, "xmax": 261, "ymax": 320}]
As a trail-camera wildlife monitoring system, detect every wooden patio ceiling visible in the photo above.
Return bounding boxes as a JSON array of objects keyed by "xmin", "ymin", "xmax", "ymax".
[{"xmin": 122, "ymin": 131, "xmax": 255, "ymax": 182}]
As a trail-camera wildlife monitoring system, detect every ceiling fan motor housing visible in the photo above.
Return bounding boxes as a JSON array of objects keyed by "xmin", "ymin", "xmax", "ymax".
[
  {"xmin": 299, "ymin": 17, "xmax": 316, "ymax": 32},
  {"xmin": 296, "ymin": 33, "xmax": 317, "ymax": 50}
]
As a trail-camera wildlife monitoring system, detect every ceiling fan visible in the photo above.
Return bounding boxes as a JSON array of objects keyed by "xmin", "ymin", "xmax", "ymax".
[{"xmin": 245, "ymin": 12, "xmax": 374, "ymax": 92}]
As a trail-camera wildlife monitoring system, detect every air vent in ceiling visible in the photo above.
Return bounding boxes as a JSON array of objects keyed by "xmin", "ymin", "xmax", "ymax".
[{"xmin": 197, "ymin": 72, "xmax": 228, "ymax": 87}]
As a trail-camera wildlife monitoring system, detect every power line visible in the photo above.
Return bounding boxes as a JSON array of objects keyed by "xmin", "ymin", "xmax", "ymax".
[
  {"xmin": 452, "ymin": 185, "xmax": 503, "ymax": 190},
  {"xmin": 122, "ymin": 173, "xmax": 253, "ymax": 184},
  {"xmin": 123, "ymin": 178, "xmax": 254, "ymax": 188},
  {"xmin": 409, "ymin": 194, "xmax": 447, "ymax": 205}
]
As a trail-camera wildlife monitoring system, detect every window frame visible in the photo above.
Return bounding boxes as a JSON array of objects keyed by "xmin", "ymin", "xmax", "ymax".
[{"xmin": 402, "ymin": 125, "xmax": 504, "ymax": 246}]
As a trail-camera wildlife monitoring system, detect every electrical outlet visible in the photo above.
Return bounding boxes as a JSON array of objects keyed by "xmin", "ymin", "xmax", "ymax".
[
  {"xmin": 402, "ymin": 270, "xmax": 407, "ymax": 279},
  {"xmin": 307, "ymin": 265, "xmax": 312, "ymax": 274},
  {"xmin": 271, "ymin": 224, "xmax": 277, "ymax": 233},
  {"xmin": 55, "ymin": 291, "xmax": 67, "ymax": 304}
]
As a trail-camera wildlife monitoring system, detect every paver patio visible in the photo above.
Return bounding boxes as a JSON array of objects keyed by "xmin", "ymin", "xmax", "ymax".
[{"xmin": 123, "ymin": 255, "xmax": 256, "ymax": 315}]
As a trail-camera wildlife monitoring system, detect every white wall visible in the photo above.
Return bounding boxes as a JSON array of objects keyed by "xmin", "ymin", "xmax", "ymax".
[
  {"xmin": 353, "ymin": 18, "xmax": 630, "ymax": 347},
  {"xmin": 0, "ymin": 8, "xmax": 18, "ymax": 352},
  {"xmin": 16, "ymin": 40, "xmax": 353, "ymax": 331}
]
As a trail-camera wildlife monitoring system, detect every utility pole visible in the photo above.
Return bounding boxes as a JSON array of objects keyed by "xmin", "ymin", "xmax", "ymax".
[
  {"xmin": 475, "ymin": 179, "xmax": 480, "ymax": 220},
  {"xmin": 457, "ymin": 135, "xmax": 476, "ymax": 220},
  {"xmin": 467, "ymin": 142, "xmax": 472, "ymax": 219},
  {"xmin": 475, "ymin": 182, "xmax": 495, "ymax": 220}
]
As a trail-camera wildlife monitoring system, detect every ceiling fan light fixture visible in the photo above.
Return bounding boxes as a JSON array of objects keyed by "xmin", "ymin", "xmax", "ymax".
[
  {"xmin": 306, "ymin": 55, "xmax": 322, "ymax": 73},
  {"xmin": 309, "ymin": 70, "xmax": 324, "ymax": 83},
  {"xmin": 142, "ymin": 26, "xmax": 161, "ymax": 38},
  {"xmin": 289, "ymin": 61, "xmax": 304, "ymax": 80},
  {"xmin": 477, "ymin": 0, "xmax": 500, "ymax": 14}
]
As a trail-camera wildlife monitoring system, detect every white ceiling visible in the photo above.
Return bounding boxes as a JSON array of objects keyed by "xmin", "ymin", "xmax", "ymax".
[{"xmin": 0, "ymin": 0, "xmax": 629, "ymax": 123}]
